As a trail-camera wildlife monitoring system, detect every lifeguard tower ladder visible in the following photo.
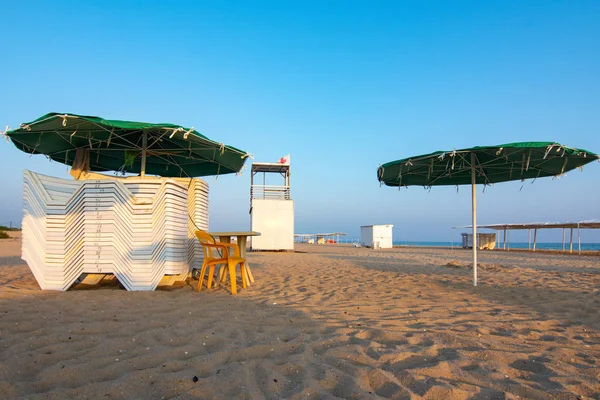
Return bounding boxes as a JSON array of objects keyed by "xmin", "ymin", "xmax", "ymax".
[{"xmin": 250, "ymin": 162, "xmax": 294, "ymax": 250}]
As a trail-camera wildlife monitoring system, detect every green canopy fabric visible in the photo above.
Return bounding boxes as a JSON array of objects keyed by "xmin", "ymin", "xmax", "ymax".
[
  {"xmin": 378, "ymin": 142, "xmax": 599, "ymax": 187},
  {"xmin": 6, "ymin": 113, "xmax": 250, "ymax": 177},
  {"xmin": 377, "ymin": 141, "xmax": 599, "ymax": 287}
]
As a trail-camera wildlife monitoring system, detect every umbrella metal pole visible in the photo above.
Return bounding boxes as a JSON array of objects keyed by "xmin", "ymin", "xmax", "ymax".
[
  {"xmin": 533, "ymin": 228, "xmax": 537, "ymax": 251},
  {"xmin": 141, "ymin": 131, "xmax": 148, "ymax": 178},
  {"xmin": 471, "ymin": 153, "xmax": 477, "ymax": 287}
]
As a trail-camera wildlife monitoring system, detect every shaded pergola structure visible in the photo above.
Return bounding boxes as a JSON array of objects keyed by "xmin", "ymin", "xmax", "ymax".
[
  {"xmin": 294, "ymin": 232, "xmax": 347, "ymax": 244},
  {"xmin": 453, "ymin": 220, "xmax": 600, "ymax": 254}
]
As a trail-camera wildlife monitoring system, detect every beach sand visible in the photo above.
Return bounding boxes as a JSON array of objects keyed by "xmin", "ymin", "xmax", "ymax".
[{"xmin": 1, "ymin": 235, "xmax": 599, "ymax": 399}]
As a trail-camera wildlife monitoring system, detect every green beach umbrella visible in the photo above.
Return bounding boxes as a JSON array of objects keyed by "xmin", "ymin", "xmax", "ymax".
[
  {"xmin": 5, "ymin": 112, "xmax": 250, "ymax": 177},
  {"xmin": 377, "ymin": 142, "xmax": 599, "ymax": 286}
]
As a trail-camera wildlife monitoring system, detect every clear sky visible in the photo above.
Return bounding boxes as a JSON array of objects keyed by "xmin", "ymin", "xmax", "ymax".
[{"xmin": 1, "ymin": 1, "xmax": 599, "ymax": 242}]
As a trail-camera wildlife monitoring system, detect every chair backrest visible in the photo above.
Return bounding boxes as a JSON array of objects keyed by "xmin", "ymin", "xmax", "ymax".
[{"xmin": 195, "ymin": 230, "xmax": 219, "ymax": 260}]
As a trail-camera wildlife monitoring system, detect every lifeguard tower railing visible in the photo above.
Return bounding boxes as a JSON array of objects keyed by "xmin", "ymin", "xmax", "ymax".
[
  {"xmin": 250, "ymin": 185, "xmax": 290, "ymax": 200},
  {"xmin": 250, "ymin": 162, "xmax": 291, "ymax": 205}
]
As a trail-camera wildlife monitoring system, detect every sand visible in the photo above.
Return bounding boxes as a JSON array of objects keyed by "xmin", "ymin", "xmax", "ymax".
[{"xmin": 1, "ymin": 234, "xmax": 599, "ymax": 399}]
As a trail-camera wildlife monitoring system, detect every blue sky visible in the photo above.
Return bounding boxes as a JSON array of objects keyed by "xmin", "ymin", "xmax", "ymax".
[{"xmin": 1, "ymin": 1, "xmax": 599, "ymax": 242}]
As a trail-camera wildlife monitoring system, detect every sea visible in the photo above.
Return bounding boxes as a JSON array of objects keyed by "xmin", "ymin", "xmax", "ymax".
[
  {"xmin": 334, "ymin": 238, "xmax": 600, "ymax": 251},
  {"xmin": 393, "ymin": 241, "xmax": 600, "ymax": 251}
]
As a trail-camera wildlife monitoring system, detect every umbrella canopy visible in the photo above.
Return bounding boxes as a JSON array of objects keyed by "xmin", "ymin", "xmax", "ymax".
[
  {"xmin": 378, "ymin": 142, "xmax": 598, "ymax": 187},
  {"xmin": 377, "ymin": 141, "xmax": 599, "ymax": 286},
  {"xmin": 5, "ymin": 113, "xmax": 250, "ymax": 177}
]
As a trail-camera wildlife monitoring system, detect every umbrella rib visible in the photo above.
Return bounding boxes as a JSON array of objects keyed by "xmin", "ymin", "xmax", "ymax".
[
  {"xmin": 148, "ymin": 139, "xmax": 190, "ymax": 169},
  {"xmin": 85, "ymin": 120, "xmax": 145, "ymax": 149},
  {"xmin": 23, "ymin": 118, "xmax": 144, "ymax": 150},
  {"xmin": 50, "ymin": 127, "xmax": 143, "ymax": 150},
  {"xmin": 151, "ymin": 149, "xmax": 234, "ymax": 176},
  {"xmin": 145, "ymin": 137, "xmax": 218, "ymax": 175},
  {"xmin": 147, "ymin": 130, "xmax": 170, "ymax": 149},
  {"xmin": 87, "ymin": 151, "xmax": 130, "ymax": 170},
  {"xmin": 426, "ymin": 155, "xmax": 472, "ymax": 185}
]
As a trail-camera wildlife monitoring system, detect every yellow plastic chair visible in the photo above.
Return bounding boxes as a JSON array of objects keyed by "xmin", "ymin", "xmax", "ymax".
[{"xmin": 194, "ymin": 230, "xmax": 247, "ymax": 294}]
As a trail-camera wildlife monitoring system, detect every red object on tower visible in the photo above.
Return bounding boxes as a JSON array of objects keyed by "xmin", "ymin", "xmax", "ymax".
[{"xmin": 277, "ymin": 154, "xmax": 290, "ymax": 165}]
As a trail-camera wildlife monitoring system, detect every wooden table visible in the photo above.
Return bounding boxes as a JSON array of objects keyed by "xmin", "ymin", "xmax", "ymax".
[{"xmin": 208, "ymin": 231, "xmax": 261, "ymax": 285}]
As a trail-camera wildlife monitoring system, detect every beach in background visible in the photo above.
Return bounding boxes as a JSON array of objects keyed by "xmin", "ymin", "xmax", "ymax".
[
  {"xmin": 307, "ymin": 236, "xmax": 600, "ymax": 252},
  {"xmin": 1, "ymin": 235, "xmax": 599, "ymax": 399},
  {"xmin": 395, "ymin": 242, "xmax": 600, "ymax": 251}
]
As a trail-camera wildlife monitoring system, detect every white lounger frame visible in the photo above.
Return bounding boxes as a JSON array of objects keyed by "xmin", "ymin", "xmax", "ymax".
[{"xmin": 22, "ymin": 170, "xmax": 208, "ymax": 291}]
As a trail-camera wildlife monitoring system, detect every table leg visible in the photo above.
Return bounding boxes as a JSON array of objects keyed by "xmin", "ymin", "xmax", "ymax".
[
  {"xmin": 237, "ymin": 236, "xmax": 255, "ymax": 284},
  {"xmin": 217, "ymin": 236, "xmax": 231, "ymax": 285}
]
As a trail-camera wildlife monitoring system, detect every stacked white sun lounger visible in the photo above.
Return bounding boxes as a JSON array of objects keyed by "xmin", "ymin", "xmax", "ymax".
[
  {"xmin": 22, "ymin": 170, "xmax": 209, "ymax": 291},
  {"xmin": 177, "ymin": 178, "xmax": 210, "ymax": 273}
]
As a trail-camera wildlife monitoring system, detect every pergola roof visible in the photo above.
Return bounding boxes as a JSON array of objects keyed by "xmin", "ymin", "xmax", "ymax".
[
  {"xmin": 453, "ymin": 220, "xmax": 600, "ymax": 230},
  {"xmin": 294, "ymin": 232, "xmax": 347, "ymax": 238}
]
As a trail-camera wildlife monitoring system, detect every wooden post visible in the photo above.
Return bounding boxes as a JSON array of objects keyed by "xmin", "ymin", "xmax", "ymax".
[
  {"xmin": 562, "ymin": 228, "xmax": 566, "ymax": 252},
  {"xmin": 503, "ymin": 229, "xmax": 507, "ymax": 250},
  {"xmin": 578, "ymin": 223, "xmax": 581, "ymax": 256},
  {"xmin": 471, "ymin": 152, "xmax": 477, "ymax": 287},
  {"xmin": 569, "ymin": 228, "xmax": 574, "ymax": 253},
  {"xmin": 533, "ymin": 228, "xmax": 538, "ymax": 251},
  {"xmin": 528, "ymin": 229, "xmax": 531, "ymax": 250},
  {"xmin": 140, "ymin": 131, "xmax": 148, "ymax": 178},
  {"xmin": 507, "ymin": 229, "xmax": 510, "ymax": 251}
]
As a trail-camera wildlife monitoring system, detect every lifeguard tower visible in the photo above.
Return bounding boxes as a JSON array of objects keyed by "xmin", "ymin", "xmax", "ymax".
[{"xmin": 250, "ymin": 157, "xmax": 294, "ymax": 250}]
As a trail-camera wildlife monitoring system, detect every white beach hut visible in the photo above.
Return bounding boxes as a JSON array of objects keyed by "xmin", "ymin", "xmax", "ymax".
[
  {"xmin": 461, "ymin": 233, "xmax": 496, "ymax": 250},
  {"xmin": 360, "ymin": 224, "xmax": 394, "ymax": 249}
]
